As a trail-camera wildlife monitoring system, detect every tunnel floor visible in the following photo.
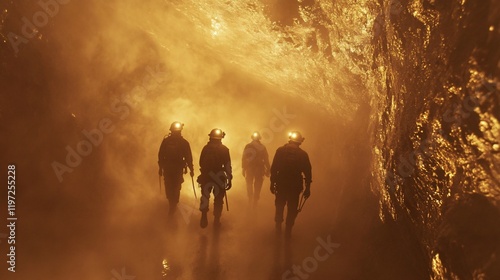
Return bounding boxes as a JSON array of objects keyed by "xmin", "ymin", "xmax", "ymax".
[{"xmin": 15, "ymin": 152, "xmax": 429, "ymax": 280}]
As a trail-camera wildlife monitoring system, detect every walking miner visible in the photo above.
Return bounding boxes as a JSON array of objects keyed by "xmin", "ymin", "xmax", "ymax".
[
  {"xmin": 270, "ymin": 131, "xmax": 312, "ymax": 238},
  {"xmin": 158, "ymin": 121, "xmax": 194, "ymax": 215},
  {"xmin": 198, "ymin": 128, "xmax": 232, "ymax": 228},
  {"xmin": 242, "ymin": 132, "xmax": 270, "ymax": 207}
]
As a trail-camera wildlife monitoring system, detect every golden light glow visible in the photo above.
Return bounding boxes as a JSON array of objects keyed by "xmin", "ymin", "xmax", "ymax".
[
  {"xmin": 161, "ymin": 259, "xmax": 170, "ymax": 277},
  {"xmin": 211, "ymin": 17, "xmax": 222, "ymax": 38},
  {"xmin": 431, "ymin": 254, "xmax": 445, "ymax": 280}
]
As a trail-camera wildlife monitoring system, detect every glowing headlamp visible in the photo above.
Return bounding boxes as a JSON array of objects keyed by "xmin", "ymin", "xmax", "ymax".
[
  {"xmin": 251, "ymin": 131, "xmax": 262, "ymax": 140},
  {"xmin": 209, "ymin": 128, "xmax": 225, "ymax": 139},
  {"xmin": 288, "ymin": 131, "xmax": 304, "ymax": 143},
  {"xmin": 170, "ymin": 121, "xmax": 184, "ymax": 132}
]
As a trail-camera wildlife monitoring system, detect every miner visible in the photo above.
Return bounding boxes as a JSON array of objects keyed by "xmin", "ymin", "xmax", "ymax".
[
  {"xmin": 270, "ymin": 131, "xmax": 312, "ymax": 238},
  {"xmin": 242, "ymin": 131, "xmax": 271, "ymax": 207},
  {"xmin": 158, "ymin": 121, "xmax": 194, "ymax": 215},
  {"xmin": 198, "ymin": 128, "xmax": 232, "ymax": 228}
]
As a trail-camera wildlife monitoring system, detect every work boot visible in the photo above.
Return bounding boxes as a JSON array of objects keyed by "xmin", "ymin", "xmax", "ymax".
[
  {"xmin": 200, "ymin": 212, "xmax": 208, "ymax": 228},
  {"xmin": 214, "ymin": 216, "xmax": 221, "ymax": 228},
  {"xmin": 285, "ymin": 225, "xmax": 292, "ymax": 239}
]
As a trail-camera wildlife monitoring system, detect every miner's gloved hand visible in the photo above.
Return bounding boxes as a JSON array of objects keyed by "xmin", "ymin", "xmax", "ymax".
[
  {"xmin": 303, "ymin": 183, "xmax": 311, "ymax": 198},
  {"xmin": 190, "ymin": 169, "xmax": 194, "ymax": 177},
  {"xmin": 158, "ymin": 168, "xmax": 163, "ymax": 176},
  {"xmin": 270, "ymin": 181, "xmax": 276, "ymax": 194},
  {"xmin": 225, "ymin": 179, "xmax": 232, "ymax": 191}
]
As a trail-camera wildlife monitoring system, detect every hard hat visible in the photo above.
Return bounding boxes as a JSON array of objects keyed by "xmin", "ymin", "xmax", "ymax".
[
  {"xmin": 251, "ymin": 131, "xmax": 261, "ymax": 140},
  {"xmin": 288, "ymin": 131, "xmax": 305, "ymax": 143},
  {"xmin": 209, "ymin": 128, "xmax": 225, "ymax": 139},
  {"xmin": 170, "ymin": 121, "xmax": 184, "ymax": 132}
]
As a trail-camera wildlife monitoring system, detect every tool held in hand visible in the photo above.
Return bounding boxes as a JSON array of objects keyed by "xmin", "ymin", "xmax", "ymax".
[
  {"xmin": 297, "ymin": 194, "xmax": 308, "ymax": 213},
  {"xmin": 159, "ymin": 174, "xmax": 162, "ymax": 194},
  {"xmin": 225, "ymin": 192, "xmax": 229, "ymax": 211},
  {"xmin": 191, "ymin": 174, "xmax": 197, "ymax": 199}
]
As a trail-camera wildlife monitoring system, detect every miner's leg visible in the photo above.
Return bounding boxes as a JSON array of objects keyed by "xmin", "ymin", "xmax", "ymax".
[
  {"xmin": 164, "ymin": 176, "xmax": 179, "ymax": 215},
  {"xmin": 275, "ymin": 190, "xmax": 286, "ymax": 234},
  {"xmin": 213, "ymin": 185, "xmax": 225, "ymax": 227},
  {"xmin": 245, "ymin": 173, "xmax": 254, "ymax": 204},
  {"xmin": 285, "ymin": 191, "xmax": 300, "ymax": 238},
  {"xmin": 253, "ymin": 175, "xmax": 264, "ymax": 207},
  {"xmin": 199, "ymin": 184, "xmax": 213, "ymax": 228},
  {"xmin": 170, "ymin": 184, "xmax": 182, "ymax": 215}
]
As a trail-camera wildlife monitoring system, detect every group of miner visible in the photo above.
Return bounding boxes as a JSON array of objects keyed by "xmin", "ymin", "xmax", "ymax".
[{"xmin": 158, "ymin": 121, "xmax": 312, "ymax": 238}]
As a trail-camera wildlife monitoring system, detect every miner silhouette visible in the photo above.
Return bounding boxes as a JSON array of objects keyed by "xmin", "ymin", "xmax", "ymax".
[
  {"xmin": 158, "ymin": 121, "xmax": 194, "ymax": 215},
  {"xmin": 270, "ymin": 131, "xmax": 312, "ymax": 238},
  {"xmin": 242, "ymin": 131, "xmax": 271, "ymax": 207},
  {"xmin": 197, "ymin": 128, "xmax": 232, "ymax": 228}
]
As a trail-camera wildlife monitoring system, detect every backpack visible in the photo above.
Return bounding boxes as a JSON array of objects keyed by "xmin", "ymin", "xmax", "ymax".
[
  {"xmin": 281, "ymin": 145, "xmax": 301, "ymax": 173},
  {"xmin": 243, "ymin": 142, "xmax": 266, "ymax": 172},
  {"xmin": 201, "ymin": 142, "xmax": 224, "ymax": 172},
  {"xmin": 159, "ymin": 136, "xmax": 184, "ymax": 167}
]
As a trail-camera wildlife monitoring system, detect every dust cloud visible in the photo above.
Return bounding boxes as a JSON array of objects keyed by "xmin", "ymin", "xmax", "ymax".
[{"xmin": 0, "ymin": 0, "xmax": 409, "ymax": 279}]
